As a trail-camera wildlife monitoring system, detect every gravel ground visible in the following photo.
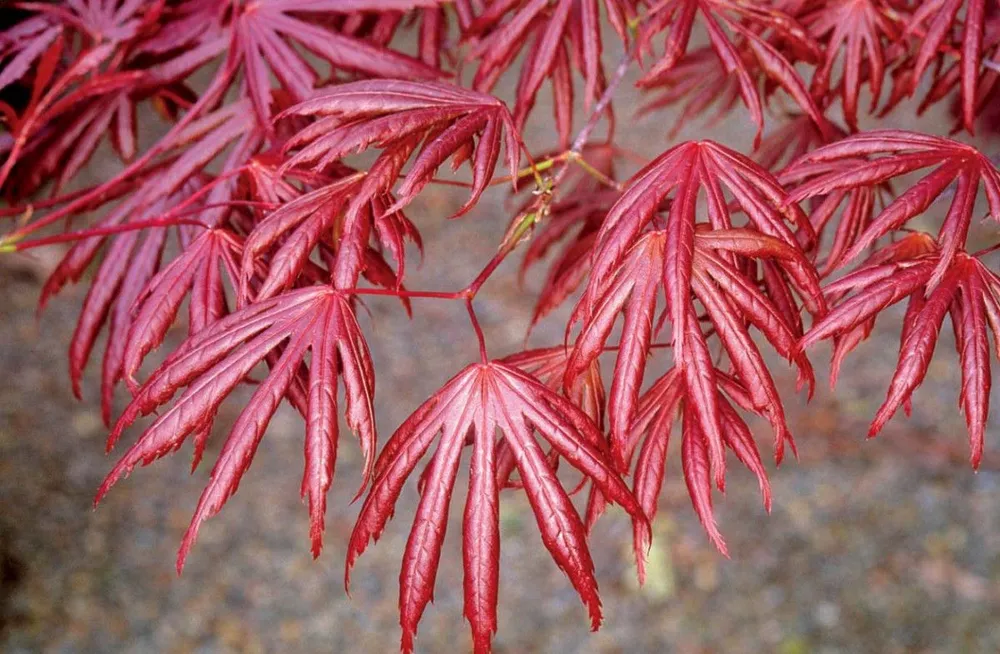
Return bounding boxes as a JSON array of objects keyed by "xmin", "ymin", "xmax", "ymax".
[{"xmin": 3, "ymin": 35, "xmax": 1000, "ymax": 654}]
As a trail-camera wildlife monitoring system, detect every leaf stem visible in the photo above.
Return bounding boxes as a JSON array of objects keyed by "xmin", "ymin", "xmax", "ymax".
[
  {"xmin": 466, "ymin": 298, "xmax": 489, "ymax": 362},
  {"xmin": 566, "ymin": 152, "xmax": 623, "ymax": 191},
  {"xmin": 345, "ymin": 288, "xmax": 462, "ymax": 300},
  {"xmin": 2, "ymin": 216, "xmax": 210, "ymax": 251},
  {"xmin": 972, "ymin": 242, "xmax": 1000, "ymax": 258}
]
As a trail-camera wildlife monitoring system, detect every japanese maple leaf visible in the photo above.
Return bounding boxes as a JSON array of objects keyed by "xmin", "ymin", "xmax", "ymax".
[
  {"xmin": 280, "ymin": 79, "xmax": 521, "ymax": 218},
  {"xmin": 323, "ymin": 6, "xmax": 452, "ymax": 70},
  {"xmin": 463, "ymin": 0, "xmax": 633, "ymax": 146},
  {"xmin": 567, "ymin": 144, "xmax": 826, "ymax": 470},
  {"xmin": 635, "ymin": 0, "xmax": 828, "ymax": 144},
  {"xmin": 800, "ymin": 237, "xmax": 1000, "ymax": 468},
  {"xmin": 500, "ymin": 346, "xmax": 606, "ymax": 428},
  {"xmin": 239, "ymin": 170, "xmax": 364, "ymax": 300},
  {"xmin": 496, "ymin": 346, "xmax": 607, "ymax": 490},
  {"xmin": 0, "ymin": 0, "xmax": 175, "ymax": 192},
  {"xmin": 620, "ymin": 367, "xmax": 771, "ymax": 574},
  {"xmin": 243, "ymin": 142, "xmax": 423, "ymax": 294},
  {"xmin": 0, "ymin": 40, "xmax": 118, "ymax": 193},
  {"xmin": 345, "ymin": 360, "xmax": 647, "ymax": 654},
  {"xmin": 568, "ymin": 227, "xmax": 821, "ymax": 482},
  {"xmin": 96, "ymin": 285, "xmax": 377, "ymax": 565},
  {"xmin": 800, "ymin": 0, "xmax": 905, "ymax": 130},
  {"xmin": 0, "ymin": 13, "xmax": 64, "ymax": 98},
  {"xmin": 755, "ymin": 111, "xmax": 844, "ymax": 172},
  {"xmin": 227, "ymin": 0, "xmax": 446, "ymax": 126},
  {"xmin": 34, "ymin": 102, "xmax": 266, "ymax": 416},
  {"xmin": 3, "ymin": 70, "xmax": 152, "ymax": 198},
  {"xmin": 778, "ymin": 154, "xmax": 887, "ymax": 277},
  {"xmin": 894, "ymin": 7, "xmax": 1000, "ymax": 134},
  {"xmin": 0, "ymin": 0, "xmax": 161, "ymax": 99},
  {"xmin": 38, "ymin": 179, "xmax": 203, "ymax": 414},
  {"xmin": 902, "ymin": 0, "xmax": 988, "ymax": 134},
  {"xmin": 581, "ymin": 140, "xmax": 821, "ymax": 338},
  {"xmin": 121, "ymin": 227, "xmax": 244, "ymax": 391},
  {"xmin": 784, "ymin": 130, "xmax": 1000, "ymax": 286},
  {"xmin": 637, "ymin": 46, "xmax": 743, "ymax": 140}
]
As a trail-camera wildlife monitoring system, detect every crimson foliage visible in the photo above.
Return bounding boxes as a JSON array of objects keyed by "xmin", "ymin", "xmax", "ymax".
[{"xmin": 3, "ymin": 0, "xmax": 1000, "ymax": 651}]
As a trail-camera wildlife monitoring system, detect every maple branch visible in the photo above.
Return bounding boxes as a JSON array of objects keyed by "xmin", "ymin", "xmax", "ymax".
[
  {"xmin": 464, "ymin": 248, "xmax": 510, "ymax": 298},
  {"xmin": 349, "ymin": 209, "xmax": 537, "ymax": 363},
  {"xmin": 547, "ymin": 45, "xmax": 635, "ymax": 195},
  {"xmin": 489, "ymin": 154, "xmax": 567, "ymax": 187},
  {"xmin": 492, "ymin": 151, "xmax": 621, "ymax": 190},
  {"xmin": 569, "ymin": 47, "xmax": 634, "ymax": 157},
  {"xmin": 0, "ymin": 176, "xmax": 138, "ymax": 219}
]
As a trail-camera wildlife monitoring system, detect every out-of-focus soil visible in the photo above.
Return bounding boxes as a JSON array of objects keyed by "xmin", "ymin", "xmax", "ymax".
[{"xmin": 3, "ymin": 36, "xmax": 1000, "ymax": 654}]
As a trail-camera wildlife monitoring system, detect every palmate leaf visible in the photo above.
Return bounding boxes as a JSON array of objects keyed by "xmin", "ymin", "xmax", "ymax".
[
  {"xmin": 496, "ymin": 346, "xmax": 606, "ymax": 489},
  {"xmin": 0, "ymin": 0, "xmax": 160, "ymax": 98},
  {"xmin": 754, "ymin": 112, "xmax": 842, "ymax": 172},
  {"xmin": 278, "ymin": 80, "xmax": 521, "ymax": 288},
  {"xmin": 0, "ymin": 13, "xmax": 64, "ymax": 97},
  {"xmin": 346, "ymin": 360, "xmax": 646, "ymax": 654},
  {"xmin": 568, "ymin": 227, "xmax": 820, "ymax": 484},
  {"xmin": 0, "ymin": 0, "xmax": 179, "ymax": 194},
  {"xmin": 568, "ymin": 141, "xmax": 826, "ymax": 477},
  {"xmin": 784, "ymin": 130, "xmax": 1000, "ymax": 286},
  {"xmin": 902, "ymin": 0, "xmax": 988, "ymax": 134},
  {"xmin": 97, "ymin": 285, "xmax": 377, "ymax": 565},
  {"xmin": 618, "ymin": 366, "xmax": 771, "ymax": 574},
  {"xmin": 228, "ymin": 0, "xmax": 445, "ymax": 125},
  {"xmin": 242, "ymin": 146, "xmax": 424, "ymax": 294},
  {"xmin": 800, "ymin": 0, "xmax": 905, "ymax": 130},
  {"xmin": 10, "ymin": 73, "xmax": 145, "ymax": 197},
  {"xmin": 637, "ymin": 46, "xmax": 743, "ymax": 139},
  {"xmin": 636, "ymin": 0, "xmax": 828, "ymax": 144},
  {"xmin": 41, "ymin": 179, "xmax": 202, "ymax": 414},
  {"xmin": 800, "ymin": 235, "xmax": 1000, "ymax": 468},
  {"xmin": 122, "ymin": 227, "xmax": 244, "ymax": 390},
  {"xmin": 464, "ymin": 0, "xmax": 632, "ymax": 147},
  {"xmin": 37, "ymin": 102, "xmax": 263, "ymax": 418},
  {"xmin": 778, "ymin": 155, "xmax": 886, "ymax": 277},
  {"xmin": 239, "ymin": 170, "xmax": 364, "ymax": 300},
  {"xmin": 280, "ymin": 79, "xmax": 521, "ymax": 218},
  {"xmin": 0, "ymin": 40, "xmax": 118, "ymax": 194},
  {"xmin": 580, "ymin": 139, "xmax": 822, "ymax": 344}
]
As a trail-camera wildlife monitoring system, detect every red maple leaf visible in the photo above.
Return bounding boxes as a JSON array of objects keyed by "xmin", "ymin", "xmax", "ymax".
[
  {"xmin": 623, "ymin": 367, "xmax": 772, "ymax": 571},
  {"xmin": 345, "ymin": 359, "xmax": 646, "ymax": 654},
  {"xmin": 97, "ymin": 285, "xmax": 378, "ymax": 565},
  {"xmin": 801, "ymin": 234, "xmax": 1000, "ymax": 468},
  {"xmin": 800, "ymin": 0, "xmax": 904, "ymax": 130},
  {"xmin": 784, "ymin": 130, "xmax": 1000, "ymax": 285},
  {"xmin": 636, "ymin": 0, "xmax": 828, "ymax": 143},
  {"xmin": 569, "ymin": 226, "xmax": 820, "ymax": 484},
  {"xmin": 903, "ymin": 0, "xmax": 988, "ymax": 133},
  {"xmin": 463, "ymin": 0, "xmax": 633, "ymax": 147}
]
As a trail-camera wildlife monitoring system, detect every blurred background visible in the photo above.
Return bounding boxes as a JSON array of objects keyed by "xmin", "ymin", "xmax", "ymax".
[{"xmin": 3, "ymin": 25, "xmax": 1000, "ymax": 654}]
